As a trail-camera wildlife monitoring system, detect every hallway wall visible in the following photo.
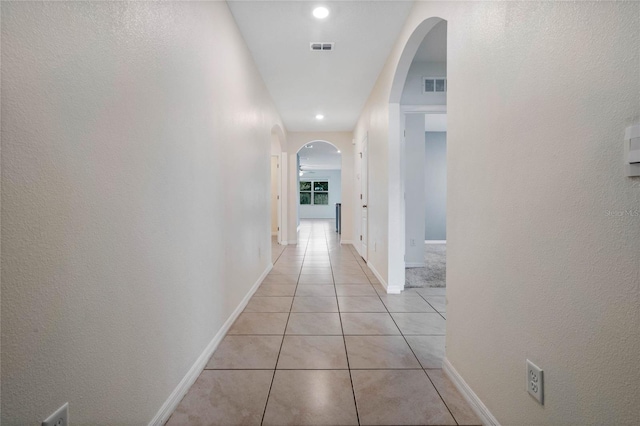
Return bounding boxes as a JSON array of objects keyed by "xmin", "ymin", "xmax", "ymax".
[
  {"xmin": 1, "ymin": 1, "xmax": 285, "ymax": 424},
  {"xmin": 286, "ymin": 132, "xmax": 354, "ymax": 244},
  {"xmin": 404, "ymin": 114, "xmax": 426, "ymax": 266},
  {"xmin": 354, "ymin": 1, "xmax": 639, "ymax": 424}
]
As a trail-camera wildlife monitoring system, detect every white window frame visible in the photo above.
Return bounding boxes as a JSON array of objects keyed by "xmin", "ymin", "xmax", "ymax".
[{"xmin": 299, "ymin": 178, "xmax": 330, "ymax": 206}]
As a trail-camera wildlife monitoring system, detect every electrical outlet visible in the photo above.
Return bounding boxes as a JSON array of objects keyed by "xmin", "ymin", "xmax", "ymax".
[
  {"xmin": 42, "ymin": 403, "xmax": 68, "ymax": 426},
  {"xmin": 410, "ymin": 239, "xmax": 416, "ymax": 247},
  {"xmin": 527, "ymin": 359, "xmax": 544, "ymax": 404}
]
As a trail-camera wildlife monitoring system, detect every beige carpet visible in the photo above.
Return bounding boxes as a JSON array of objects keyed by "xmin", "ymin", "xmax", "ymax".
[{"xmin": 405, "ymin": 244, "xmax": 446, "ymax": 288}]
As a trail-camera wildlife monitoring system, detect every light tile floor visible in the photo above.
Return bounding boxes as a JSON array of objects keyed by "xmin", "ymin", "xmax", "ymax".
[{"xmin": 167, "ymin": 220, "xmax": 480, "ymax": 426}]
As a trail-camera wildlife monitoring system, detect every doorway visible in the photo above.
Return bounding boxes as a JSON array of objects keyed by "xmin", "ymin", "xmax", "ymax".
[
  {"xmin": 270, "ymin": 126, "xmax": 286, "ymax": 253},
  {"xmin": 270, "ymin": 155, "xmax": 281, "ymax": 239},
  {"xmin": 404, "ymin": 112, "xmax": 447, "ymax": 288},
  {"xmin": 360, "ymin": 134, "xmax": 369, "ymax": 261},
  {"xmin": 388, "ymin": 18, "xmax": 447, "ymax": 291},
  {"xmin": 296, "ymin": 141, "xmax": 342, "ymax": 234}
]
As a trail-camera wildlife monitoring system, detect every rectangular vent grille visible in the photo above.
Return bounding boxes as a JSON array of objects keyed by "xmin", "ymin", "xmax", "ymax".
[
  {"xmin": 424, "ymin": 77, "xmax": 447, "ymax": 93},
  {"xmin": 310, "ymin": 42, "xmax": 335, "ymax": 51}
]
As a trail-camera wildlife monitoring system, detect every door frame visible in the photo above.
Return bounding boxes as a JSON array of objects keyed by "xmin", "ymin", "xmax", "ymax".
[
  {"xmin": 388, "ymin": 105, "xmax": 447, "ymax": 291},
  {"xmin": 360, "ymin": 133, "xmax": 369, "ymax": 261}
]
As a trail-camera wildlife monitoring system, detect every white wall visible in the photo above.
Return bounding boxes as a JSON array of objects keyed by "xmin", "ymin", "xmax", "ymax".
[
  {"xmin": 354, "ymin": 1, "xmax": 639, "ymax": 424},
  {"xmin": 299, "ymin": 170, "xmax": 342, "ymax": 219},
  {"xmin": 286, "ymin": 132, "xmax": 354, "ymax": 244},
  {"xmin": 1, "ymin": 2, "xmax": 285, "ymax": 424},
  {"xmin": 404, "ymin": 115, "xmax": 426, "ymax": 266},
  {"xmin": 400, "ymin": 61, "xmax": 447, "ymax": 106},
  {"xmin": 425, "ymin": 132, "xmax": 447, "ymax": 240}
]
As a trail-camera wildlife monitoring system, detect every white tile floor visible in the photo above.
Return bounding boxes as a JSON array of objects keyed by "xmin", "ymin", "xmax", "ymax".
[{"xmin": 167, "ymin": 219, "xmax": 479, "ymax": 425}]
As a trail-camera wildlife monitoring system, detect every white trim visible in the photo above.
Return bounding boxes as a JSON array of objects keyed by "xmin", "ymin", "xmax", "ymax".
[
  {"xmin": 387, "ymin": 103, "xmax": 405, "ymax": 291},
  {"xmin": 367, "ymin": 261, "xmax": 402, "ymax": 294},
  {"xmin": 442, "ymin": 358, "xmax": 500, "ymax": 426},
  {"xmin": 340, "ymin": 239, "xmax": 354, "ymax": 245},
  {"xmin": 401, "ymin": 104, "xmax": 447, "ymax": 114},
  {"xmin": 149, "ymin": 263, "xmax": 273, "ymax": 426},
  {"xmin": 405, "ymin": 262, "xmax": 426, "ymax": 268},
  {"xmin": 425, "ymin": 240, "xmax": 446, "ymax": 244}
]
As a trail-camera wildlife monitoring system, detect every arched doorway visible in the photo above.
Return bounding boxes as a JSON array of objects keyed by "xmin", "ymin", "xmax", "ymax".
[
  {"xmin": 387, "ymin": 18, "xmax": 447, "ymax": 292},
  {"xmin": 295, "ymin": 141, "xmax": 343, "ymax": 238}
]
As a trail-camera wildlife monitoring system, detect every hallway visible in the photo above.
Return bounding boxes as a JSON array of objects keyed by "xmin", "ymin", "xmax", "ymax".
[{"xmin": 167, "ymin": 220, "xmax": 479, "ymax": 425}]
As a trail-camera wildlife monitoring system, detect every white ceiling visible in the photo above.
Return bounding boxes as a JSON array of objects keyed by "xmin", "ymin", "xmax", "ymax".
[
  {"xmin": 298, "ymin": 141, "xmax": 341, "ymax": 170},
  {"xmin": 228, "ymin": 1, "xmax": 414, "ymax": 132},
  {"xmin": 413, "ymin": 20, "xmax": 447, "ymax": 63}
]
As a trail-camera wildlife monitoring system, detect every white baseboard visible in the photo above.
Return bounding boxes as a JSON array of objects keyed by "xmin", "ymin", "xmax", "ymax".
[
  {"xmin": 271, "ymin": 231, "xmax": 277, "ymax": 236},
  {"xmin": 340, "ymin": 239, "xmax": 354, "ymax": 245},
  {"xmin": 366, "ymin": 262, "xmax": 402, "ymax": 294},
  {"xmin": 405, "ymin": 262, "xmax": 426, "ymax": 268},
  {"xmin": 149, "ymin": 263, "xmax": 273, "ymax": 426},
  {"xmin": 425, "ymin": 240, "xmax": 446, "ymax": 244},
  {"xmin": 442, "ymin": 358, "xmax": 500, "ymax": 426}
]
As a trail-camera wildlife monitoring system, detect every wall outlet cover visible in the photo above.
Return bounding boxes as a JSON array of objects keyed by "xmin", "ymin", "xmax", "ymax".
[
  {"xmin": 42, "ymin": 402, "xmax": 68, "ymax": 426},
  {"xmin": 527, "ymin": 359, "xmax": 544, "ymax": 405}
]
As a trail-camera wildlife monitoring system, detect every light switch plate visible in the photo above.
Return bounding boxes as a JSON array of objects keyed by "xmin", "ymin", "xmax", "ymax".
[
  {"xmin": 42, "ymin": 403, "xmax": 68, "ymax": 426},
  {"xmin": 625, "ymin": 124, "xmax": 640, "ymax": 177}
]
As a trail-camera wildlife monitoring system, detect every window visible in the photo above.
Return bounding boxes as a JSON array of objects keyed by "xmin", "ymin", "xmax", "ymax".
[
  {"xmin": 423, "ymin": 77, "xmax": 447, "ymax": 93},
  {"xmin": 300, "ymin": 180, "xmax": 329, "ymax": 205}
]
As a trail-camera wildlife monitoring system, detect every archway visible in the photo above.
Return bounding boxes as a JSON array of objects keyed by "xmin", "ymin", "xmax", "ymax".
[
  {"xmin": 294, "ymin": 141, "xmax": 343, "ymax": 239},
  {"xmin": 387, "ymin": 17, "xmax": 447, "ymax": 292}
]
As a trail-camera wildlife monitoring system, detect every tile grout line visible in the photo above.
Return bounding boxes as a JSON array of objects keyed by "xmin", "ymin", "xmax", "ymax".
[
  {"xmin": 423, "ymin": 368, "xmax": 461, "ymax": 426},
  {"xmin": 414, "ymin": 291, "xmax": 447, "ymax": 319},
  {"xmin": 325, "ymin": 225, "xmax": 361, "ymax": 426},
  {"xmin": 374, "ymin": 277, "xmax": 459, "ymax": 425},
  {"xmin": 260, "ymin": 227, "xmax": 310, "ymax": 426}
]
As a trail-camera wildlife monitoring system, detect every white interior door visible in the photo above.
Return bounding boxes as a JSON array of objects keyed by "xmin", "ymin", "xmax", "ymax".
[
  {"xmin": 271, "ymin": 155, "xmax": 282, "ymax": 244},
  {"xmin": 361, "ymin": 135, "xmax": 369, "ymax": 261},
  {"xmin": 276, "ymin": 155, "xmax": 282, "ymax": 244}
]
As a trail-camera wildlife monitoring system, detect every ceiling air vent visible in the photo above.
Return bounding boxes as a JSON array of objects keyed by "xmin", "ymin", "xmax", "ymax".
[{"xmin": 310, "ymin": 42, "xmax": 335, "ymax": 51}]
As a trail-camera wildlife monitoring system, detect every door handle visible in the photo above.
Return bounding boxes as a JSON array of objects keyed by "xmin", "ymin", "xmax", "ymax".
[{"xmin": 362, "ymin": 205, "xmax": 367, "ymax": 208}]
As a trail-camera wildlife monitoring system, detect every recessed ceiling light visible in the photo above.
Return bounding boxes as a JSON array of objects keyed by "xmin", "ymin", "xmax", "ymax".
[
  {"xmin": 337, "ymin": 150, "xmax": 341, "ymax": 153},
  {"xmin": 313, "ymin": 7, "xmax": 329, "ymax": 19},
  {"xmin": 315, "ymin": 114, "xmax": 324, "ymax": 120}
]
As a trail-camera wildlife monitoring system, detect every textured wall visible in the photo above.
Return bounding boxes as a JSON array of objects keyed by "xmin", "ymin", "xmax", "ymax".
[
  {"xmin": 1, "ymin": 2, "xmax": 284, "ymax": 423},
  {"xmin": 354, "ymin": 1, "xmax": 640, "ymax": 423}
]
